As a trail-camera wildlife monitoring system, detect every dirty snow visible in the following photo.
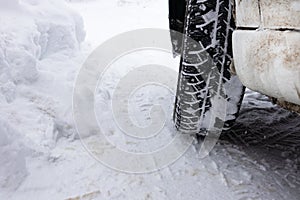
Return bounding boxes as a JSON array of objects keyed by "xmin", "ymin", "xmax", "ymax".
[{"xmin": 0, "ymin": 0, "xmax": 299, "ymax": 200}]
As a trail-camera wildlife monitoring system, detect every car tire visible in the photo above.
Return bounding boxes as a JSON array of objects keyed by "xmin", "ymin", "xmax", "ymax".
[{"xmin": 170, "ymin": 0, "xmax": 245, "ymax": 134}]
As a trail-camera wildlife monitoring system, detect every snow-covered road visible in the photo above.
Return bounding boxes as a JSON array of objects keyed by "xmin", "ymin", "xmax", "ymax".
[{"xmin": 0, "ymin": 0, "xmax": 299, "ymax": 199}]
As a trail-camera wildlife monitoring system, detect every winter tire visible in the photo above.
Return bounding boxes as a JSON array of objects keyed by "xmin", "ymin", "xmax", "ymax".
[{"xmin": 170, "ymin": 0, "xmax": 245, "ymax": 134}]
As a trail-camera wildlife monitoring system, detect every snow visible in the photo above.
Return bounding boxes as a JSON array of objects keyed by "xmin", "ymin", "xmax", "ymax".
[
  {"xmin": 0, "ymin": 119, "xmax": 30, "ymax": 193},
  {"xmin": 0, "ymin": 0, "xmax": 299, "ymax": 199},
  {"xmin": 0, "ymin": 0, "xmax": 85, "ymax": 195}
]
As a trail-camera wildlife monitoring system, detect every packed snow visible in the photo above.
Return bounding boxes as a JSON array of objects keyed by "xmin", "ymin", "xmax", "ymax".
[{"xmin": 0, "ymin": 0, "xmax": 299, "ymax": 199}]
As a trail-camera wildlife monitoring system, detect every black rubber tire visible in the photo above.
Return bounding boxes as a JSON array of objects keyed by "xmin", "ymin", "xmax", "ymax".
[{"xmin": 170, "ymin": 0, "xmax": 245, "ymax": 134}]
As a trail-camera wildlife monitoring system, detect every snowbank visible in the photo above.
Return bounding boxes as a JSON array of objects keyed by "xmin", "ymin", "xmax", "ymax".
[
  {"xmin": 0, "ymin": 0, "xmax": 85, "ymax": 88},
  {"xmin": 0, "ymin": 0, "xmax": 86, "ymax": 194},
  {"xmin": 0, "ymin": 0, "xmax": 85, "ymax": 144}
]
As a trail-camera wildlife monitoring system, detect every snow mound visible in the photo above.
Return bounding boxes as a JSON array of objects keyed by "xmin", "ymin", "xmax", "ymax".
[
  {"xmin": 0, "ymin": 0, "xmax": 86, "ymax": 194},
  {"xmin": 0, "ymin": 0, "xmax": 85, "ymax": 88}
]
